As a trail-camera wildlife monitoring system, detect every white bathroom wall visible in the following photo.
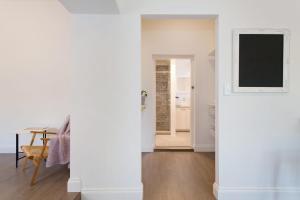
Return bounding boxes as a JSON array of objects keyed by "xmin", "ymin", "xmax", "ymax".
[
  {"xmin": 0, "ymin": 0, "xmax": 71, "ymax": 152},
  {"xmin": 141, "ymin": 19, "xmax": 216, "ymax": 152}
]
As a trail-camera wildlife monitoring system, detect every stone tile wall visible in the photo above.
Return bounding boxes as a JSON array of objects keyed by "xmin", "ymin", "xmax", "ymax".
[{"xmin": 156, "ymin": 60, "xmax": 170, "ymax": 131}]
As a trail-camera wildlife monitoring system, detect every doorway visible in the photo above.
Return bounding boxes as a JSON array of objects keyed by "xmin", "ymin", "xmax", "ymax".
[
  {"xmin": 155, "ymin": 58, "xmax": 194, "ymax": 150},
  {"xmin": 141, "ymin": 16, "xmax": 218, "ymax": 199},
  {"xmin": 141, "ymin": 18, "xmax": 216, "ymax": 153}
]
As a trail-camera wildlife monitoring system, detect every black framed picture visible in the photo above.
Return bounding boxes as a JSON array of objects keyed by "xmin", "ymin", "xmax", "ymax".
[{"xmin": 233, "ymin": 29, "xmax": 290, "ymax": 92}]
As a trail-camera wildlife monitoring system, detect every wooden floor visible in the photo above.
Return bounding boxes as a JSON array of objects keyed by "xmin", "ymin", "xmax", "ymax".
[
  {"xmin": 0, "ymin": 154, "xmax": 80, "ymax": 200},
  {"xmin": 1, "ymin": 152, "xmax": 214, "ymax": 200},
  {"xmin": 142, "ymin": 152, "xmax": 216, "ymax": 200}
]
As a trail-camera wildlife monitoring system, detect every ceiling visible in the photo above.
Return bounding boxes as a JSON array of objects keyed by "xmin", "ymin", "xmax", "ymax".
[{"xmin": 58, "ymin": 0, "xmax": 119, "ymax": 14}]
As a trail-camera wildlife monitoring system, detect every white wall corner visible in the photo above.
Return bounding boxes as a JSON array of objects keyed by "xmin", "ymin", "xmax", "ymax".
[
  {"xmin": 0, "ymin": 146, "xmax": 15, "ymax": 153},
  {"xmin": 81, "ymin": 183, "xmax": 143, "ymax": 200},
  {"xmin": 142, "ymin": 146, "xmax": 154, "ymax": 152},
  {"xmin": 68, "ymin": 177, "xmax": 81, "ymax": 192},
  {"xmin": 194, "ymin": 144, "xmax": 215, "ymax": 152},
  {"xmin": 213, "ymin": 183, "xmax": 300, "ymax": 200}
]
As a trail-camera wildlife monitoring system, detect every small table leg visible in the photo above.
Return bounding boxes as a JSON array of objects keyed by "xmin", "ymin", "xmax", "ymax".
[
  {"xmin": 16, "ymin": 133, "xmax": 19, "ymax": 168},
  {"xmin": 42, "ymin": 133, "xmax": 46, "ymax": 145},
  {"xmin": 43, "ymin": 133, "xmax": 47, "ymax": 162}
]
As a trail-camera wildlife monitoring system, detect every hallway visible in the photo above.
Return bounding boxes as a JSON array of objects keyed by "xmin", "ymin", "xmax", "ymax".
[{"xmin": 142, "ymin": 152, "xmax": 215, "ymax": 200}]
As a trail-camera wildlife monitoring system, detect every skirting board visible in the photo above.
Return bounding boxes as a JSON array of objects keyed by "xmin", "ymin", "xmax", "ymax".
[
  {"xmin": 81, "ymin": 184, "xmax": 143, "ymax": 200},
  {"xmin": 213, "ymin": 182, "xmax": 300, "ymax": 200},
  {"xmin": 0, "ymin": 146, "xmax": 15, "ymax": 153},
  {"xmin": 194, "ymin": 144, "xmax": 215, "ymax": 152},
  {"xmin": 68, "ymin": 178, "xmax": 143, "ymax": 200},
  {"xmin": 156, "ymin": 131, "xmax": 171, "ymax": 135},
  {"xmin": 68, "ymin": 177, "xmax": 81, "ymax": 192}
]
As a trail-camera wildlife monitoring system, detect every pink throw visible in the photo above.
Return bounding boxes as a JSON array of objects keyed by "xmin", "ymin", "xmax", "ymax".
[{"xmin": 46, "ymin": 115, "xmax": 70, "ymax": 168}]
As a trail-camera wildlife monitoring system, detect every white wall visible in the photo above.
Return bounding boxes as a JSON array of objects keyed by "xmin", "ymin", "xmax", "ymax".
[
  {"xmin": 175, "ymin": 59, "xmax": 192, "ymax": 108},
  {"xmin": 141, "ymin": 19, "xmax": 215, "ymax": 152},
  {"xmin": 70, "ymin": 14, "xmax": 142, "ymax": 199},
  {"xmin": 4, "ymin": 1, "xmax": 299, "ymax": 200},
  {"xmin": 0, "ymin": 0, "xmax": 71, "ymax": 152},
  {"xmin": 175, "ymin": 59, "xmax": 191, "ymax": 78},
  {"xmin": 137, "ymin": 0, "xmax": 300, "ymax": 199},
  {"xmin": 71, "ymin": 0, "xmax": 299, "ymax": 199}
]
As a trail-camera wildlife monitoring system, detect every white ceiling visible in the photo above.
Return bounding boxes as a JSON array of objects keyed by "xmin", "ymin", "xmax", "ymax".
[{"xmin": 58, "ymin": 0, "xmax": 119, "ymax": 14}]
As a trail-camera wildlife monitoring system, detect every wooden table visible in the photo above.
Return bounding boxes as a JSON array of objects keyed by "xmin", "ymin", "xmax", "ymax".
[{"xmin": 15, "ymin": 127, "xmax": 58, "ymax": 168}]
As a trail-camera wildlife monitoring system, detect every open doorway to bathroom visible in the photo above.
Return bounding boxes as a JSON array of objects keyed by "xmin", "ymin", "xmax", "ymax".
[{"xmin": 155, "ymin": 58, "xmax": 194, "ymax": 150}]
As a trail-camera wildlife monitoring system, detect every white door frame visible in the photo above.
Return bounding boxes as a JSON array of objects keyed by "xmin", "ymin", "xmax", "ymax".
[
  {"xmin": 142, "ymin": 14, "xmax": 219, "ymax": 197},
  {"xmin": 170, "ymin": 59, "xmax": 176, "ymax": 136},
  {"xmin": 153, "ymin": 54, "xmax": 196, "ymax": 149}
]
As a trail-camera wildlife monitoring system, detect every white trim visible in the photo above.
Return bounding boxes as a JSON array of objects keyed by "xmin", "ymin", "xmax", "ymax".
[
  {"xmin": 213, "ymin": 182, "xmax": 218, "ymax": 198},
  {"xmin": 81, "ymin": 185, "xmax": 143, "ymax": 200},
  {"xmin": 190, "ymin": 57, "xmax": 196, "ymax": 150},
  {"xmin": 68, "ymin": 177, "xmax": 81, "ymax": 192},
  {"xmin": 233, "ymin": 28, "xmax": 290, "ymax": 93},
  {"xmin": 142, "ymin": 14, "xmax": 218, "ymax": 20},
  {"xmin": 194, "ymin": 144, "xmax": 215, "ymax": 152},
  {"xmin": 143, "ymin": 15, "xmax": 220, "ymax": 190},
  {"xmin": 214, "ymin": 183, "xmax": 300, "ymax": 200},
  {"xmin": 0, "ymin": 145, "xmax": 15, "ymax": 153},
  {"xmin": 170, "ymin": 59, "xmax": 176, "ymax": 136}
]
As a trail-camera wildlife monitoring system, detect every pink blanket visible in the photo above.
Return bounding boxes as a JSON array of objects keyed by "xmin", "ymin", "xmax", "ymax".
[{"xmin": 46, "ymin": 115, "xmax": 70, "ymax": 168}]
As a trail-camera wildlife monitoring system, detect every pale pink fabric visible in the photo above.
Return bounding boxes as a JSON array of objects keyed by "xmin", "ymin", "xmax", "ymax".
[{"xmin": 46, "ymin": 115, "xmax": 70, "ymax": 168}]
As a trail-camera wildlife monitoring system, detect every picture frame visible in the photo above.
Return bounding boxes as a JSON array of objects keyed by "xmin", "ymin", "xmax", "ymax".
[{"xmin": 233, "ymin": 29, "xmax": 290, "ymax": 93}]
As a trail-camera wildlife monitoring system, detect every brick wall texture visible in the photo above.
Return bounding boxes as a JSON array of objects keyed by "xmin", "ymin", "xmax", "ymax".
[{"xmin": 156, "ymin": 60, "xmax": 170, "ymax": 131}]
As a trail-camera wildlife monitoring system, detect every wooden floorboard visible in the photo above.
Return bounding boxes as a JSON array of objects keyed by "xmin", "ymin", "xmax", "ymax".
[
  {"xmin": 0, "ymin": 154, "xmax": 80, "ymax": 200},
  {"xmin": 1, "ymin": 152, "xmax": 214, "ymax": 200},
  {"xmin": 142, "ymin": 152, "xmax": 216, "ymax": 200}
]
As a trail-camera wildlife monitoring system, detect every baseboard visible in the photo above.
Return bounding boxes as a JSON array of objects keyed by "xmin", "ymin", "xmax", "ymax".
[
  {"xmin": 214, "ymin": 182, "xmax": 300, "ymax": 200},
  {"xmin": 194, "ymin": 144, "xmax": 215, "ymax": 152},
  {"xmin": 156, "ymin": 131, "xmax": 171, "ymax": 135},
  {"xmin": 142, "ymin": 146, "xmax": 154, "ymax": 152},
  {"xmin": 213, "ymin": 182, "xmax": 218, "ymax": 198},
  {"xmin": 68, "ymin": 178, "xmax": 143, "ymax": 200},
  {"xmin": 81, "ymin": 184, "xmax": 143, "ymax": 200},
  {"xmin": 0, "ymin": 145, "xmax": 15, "ymax": 153},
  {"xmin": 68, "ymin": 177, "xmax": 81, "ymax": 192}
]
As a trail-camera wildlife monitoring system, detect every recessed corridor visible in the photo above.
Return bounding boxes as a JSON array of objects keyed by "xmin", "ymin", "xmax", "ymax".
[{"xmin": 142, "ymin": 152, "xmax": 215, "ymax": 200}]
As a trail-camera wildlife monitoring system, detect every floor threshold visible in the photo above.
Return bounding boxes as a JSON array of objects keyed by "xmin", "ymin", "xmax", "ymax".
[{"xmin": 154, "ymin": 146, "xmax": 194, "ymax": 152}]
